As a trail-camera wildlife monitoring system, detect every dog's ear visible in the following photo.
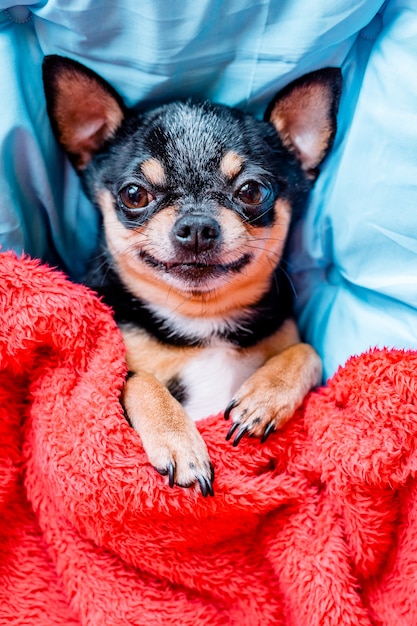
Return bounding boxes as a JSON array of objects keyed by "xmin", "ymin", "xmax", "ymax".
[
  {"xmin": 42, "ymin": 55, "xmax": 126, "ymax": 170},
  {"xmin": 266, "ymin": 68, "xmax": 342, "ymax": 176}
]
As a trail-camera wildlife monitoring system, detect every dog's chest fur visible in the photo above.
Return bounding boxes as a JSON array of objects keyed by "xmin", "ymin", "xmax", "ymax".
[
  {"xmin": 123, "ymin": 327, "xmax": 270, "ymax": 422},
  {"xmin": 122, "ymin": 304, "xmax": 298, "ymax": 423},
  {"xmin": 174, "ymin": 341, "xmax": 265, "ymax": 422}
]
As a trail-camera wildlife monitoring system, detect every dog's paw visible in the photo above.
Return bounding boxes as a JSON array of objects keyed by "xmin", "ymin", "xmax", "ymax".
[
  {"xmin": 224, "ymin": 344, "xmax": 321, "ymax": 446},
  {"xmin": 147, "ymin": 425, "xmax": 215, "ymax": 497},
  {"xmin": 123, "ymin": 371, "xmax": 215, "ymax": 496},
  {"xmin": 224, "ymin": 375, "xmax": 300, "ymax": 446}
]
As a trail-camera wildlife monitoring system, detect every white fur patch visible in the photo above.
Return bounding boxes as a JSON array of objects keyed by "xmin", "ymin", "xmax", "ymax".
[{"xmin": 181, "ymin": 344, "xmax": 264, "ymax": 422}]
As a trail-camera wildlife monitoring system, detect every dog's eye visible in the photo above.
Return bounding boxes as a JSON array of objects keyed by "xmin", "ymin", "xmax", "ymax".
[
  {"xmin": 235, "ymin": 181, "xmax": 270, "ymax": 206},
  {"xmin": 119, "ymin": 185, "xmax": 153, "ymax": 211}
]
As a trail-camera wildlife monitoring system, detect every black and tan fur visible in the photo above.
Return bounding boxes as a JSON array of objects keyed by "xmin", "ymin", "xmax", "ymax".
[{"xmin": 42, "ymin": 56, "xmax": 341, "ymax": 496}]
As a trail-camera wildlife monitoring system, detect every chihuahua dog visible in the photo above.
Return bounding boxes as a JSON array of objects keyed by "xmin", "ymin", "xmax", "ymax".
[{"xmin": 42, "ymin": 56, "xmax": 341, "ymax": 496}]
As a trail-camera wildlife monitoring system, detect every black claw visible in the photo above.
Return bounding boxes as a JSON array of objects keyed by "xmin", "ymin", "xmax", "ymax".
[
  {"xmin": 209, "ymin": 463, "xmax": 215, "ymax": 483},
  {"xmin": 168, "ymin": 462, "xmax": 175, "ymax": 488},
  {"xmin": 198, "ymin": 476, "xmax": 207, "ymax": 497},
  {"xmin": 224, "ymin": 399, "xmax": 237, "ymax": 420},
  {"xmin": 226, "ymin": 421, "xmax": 240, "ymax": 441},
  {"xmin": 233, "ymin": 425, "xmax": 249, "ymax": 447},
  {"xmin": 197, "ymin": 475, "xmax": 214, "ymax": 497},
  {"xmin": 261, "ymin": 422, "xmax": 275, "ymax": 444},
  {"xmin": 207, "ymin": 480, "xmax": 214, "ymax": 497}
]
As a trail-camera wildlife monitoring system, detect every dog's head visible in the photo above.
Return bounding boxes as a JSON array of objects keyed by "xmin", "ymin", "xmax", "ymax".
[{"xmin": 42, "ymin": 56, "xmax": 341, "ymax": 317}]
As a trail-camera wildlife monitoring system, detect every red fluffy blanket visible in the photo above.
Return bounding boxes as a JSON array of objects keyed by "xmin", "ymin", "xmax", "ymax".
[{"xmin": 1, "ymin": 251, "xmax": 417, "ymax": 626}]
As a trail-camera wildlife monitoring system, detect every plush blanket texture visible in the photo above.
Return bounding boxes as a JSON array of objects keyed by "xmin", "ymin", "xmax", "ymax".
[{"xmin": 1, "ymin": 251, "xmax": 417, "ymax": 625}]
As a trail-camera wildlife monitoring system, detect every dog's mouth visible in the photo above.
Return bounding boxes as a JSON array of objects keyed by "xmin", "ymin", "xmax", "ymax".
[{"xmin": 139, "ymin": 251, "xmax": 252, "ymax": 286}]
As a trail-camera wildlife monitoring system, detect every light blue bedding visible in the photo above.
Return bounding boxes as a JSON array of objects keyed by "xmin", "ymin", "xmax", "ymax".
[{"xmin": 1, "ymin": 0, "xmax": 416, "ymax": 378}]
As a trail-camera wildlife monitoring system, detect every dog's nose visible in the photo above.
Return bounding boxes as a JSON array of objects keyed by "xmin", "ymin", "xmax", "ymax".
[{"xmin": 173, "ymin": 214, "xmax": 221, "ymax": 253}]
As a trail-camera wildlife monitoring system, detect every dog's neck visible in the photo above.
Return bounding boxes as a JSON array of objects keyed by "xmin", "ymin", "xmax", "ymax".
[{"xmin": 86, "ymin": 258, "xmax": 293, "ymax": 348}]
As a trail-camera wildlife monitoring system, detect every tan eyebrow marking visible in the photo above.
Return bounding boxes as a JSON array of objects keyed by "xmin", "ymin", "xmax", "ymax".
[
  {"xmin": 220, "ymin": 151, "xmax": 245, "ymax": 180},
  {"xmin": 140, "ymin": 158, "xmax": 166, "ymax": 187}
]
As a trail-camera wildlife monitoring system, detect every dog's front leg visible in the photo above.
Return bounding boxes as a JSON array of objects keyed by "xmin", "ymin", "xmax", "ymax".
[
  {"xmin": 123, "ymin": 370, "xmax": 214, "ymax": 496},
  {"xmin": 224, "ymin": 342, "xmax": 322, "ymax": 445}
]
